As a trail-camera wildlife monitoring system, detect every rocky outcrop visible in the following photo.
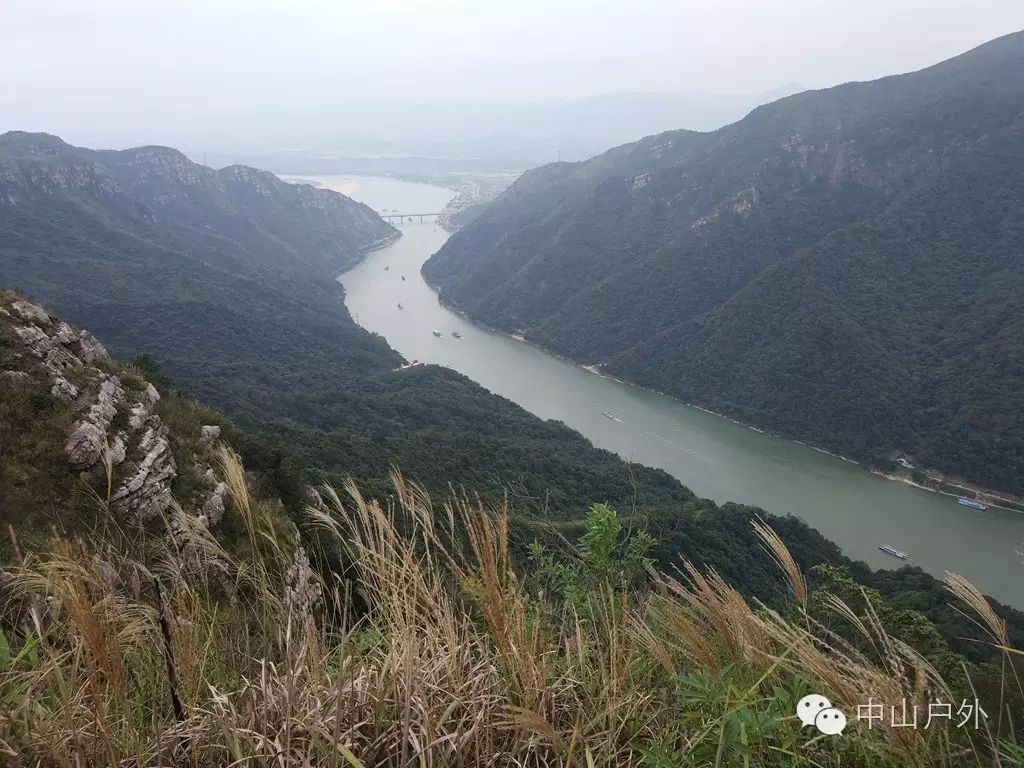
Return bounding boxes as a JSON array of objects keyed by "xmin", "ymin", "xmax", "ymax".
[
  {"xmin": 1, "ymin": 292, "xmax": 236, "ymax": 532},
  {"xmin": 200, "ymin": 425, "xmax": 221, "ymax": 445},
  {"xmin": 65, "ymin": 375, "xmax": 124, "ymax": 470},
  {"xmin": 77, "ymin": 331, "xmax": 109, "ymax": 363},
  {"xmin": 200, "ymin": 481, "xmax": 229, "ymax": 527},
  {"xmin": 111, "ymin": 423, "xmax": 177, "ymax": 522},
  {"xmin": 11, "ymin": 299, "xmax": 51, "ymax": 326}
]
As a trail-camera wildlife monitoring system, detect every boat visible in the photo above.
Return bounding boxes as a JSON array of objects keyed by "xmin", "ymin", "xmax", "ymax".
[
  {"xmin": 451, "ymin": 331, "xmax": 462, "ymax": 338},
  {"xmin": 878, "ymin": 544, "xmax": 908, "ymax": 560},
  {"xmin": 602, "ymin": 411, "xmax": 617, "ymax": 420},
  {"xmin": 397, "ymin": 303, "xmax": 404, "ymax": 310},
  {"xmin": 401, "ymin": 275, "xmax": 406, "ymax": 281},
  {"xmin": 957, "ymin": 497, "xmax": 989, "ymax": 511},
  {"xmin": 384, "ymin": 265, "xmax": 390, "ymax": 271},
  {"xmin": 432, "ymin": 330, "xmax": 442, "ymax": 338}
]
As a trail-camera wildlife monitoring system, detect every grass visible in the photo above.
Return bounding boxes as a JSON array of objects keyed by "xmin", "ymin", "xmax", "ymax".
[{"xmin": 0, "ymin": 450, "xmax": 1020, "ymax": 766}]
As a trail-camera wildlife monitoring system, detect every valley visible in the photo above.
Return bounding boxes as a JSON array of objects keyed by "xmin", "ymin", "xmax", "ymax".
[{"xmin": 334, "ymin": 173, "xmax": 1024, "ymax": 606}]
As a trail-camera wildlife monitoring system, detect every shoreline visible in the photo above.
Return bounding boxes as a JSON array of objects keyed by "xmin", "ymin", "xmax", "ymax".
[{"xmin": 429, "ymin": 288, "xmax": 1022, "ymax": 512}]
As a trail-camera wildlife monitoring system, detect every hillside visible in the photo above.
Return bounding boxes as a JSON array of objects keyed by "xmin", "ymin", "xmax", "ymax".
[
  {"xmin": 4, "ymin": 290, "xmax": 1022, "ymax": 663},
  {"xmin": 0, "ymin": 296, "xmax": 1021, "ymax": 764},
  {"xmin": 2, "ymin": 280, "xmax": 1022, "ymax": 768},
  {"xmin": 424, "ymin": 30, "xmax": 1024, "ymax": 494},
  {"xmin": 0, "ymin": 132, "xmax": 689, "ymax": 516}
]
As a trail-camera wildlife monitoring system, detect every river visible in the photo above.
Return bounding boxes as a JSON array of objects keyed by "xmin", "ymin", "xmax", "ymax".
[{"xmin": 289, "ymin": 173, "xmax": 1024, "ymax": 607}]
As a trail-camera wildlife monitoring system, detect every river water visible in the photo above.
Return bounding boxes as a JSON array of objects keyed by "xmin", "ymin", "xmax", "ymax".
[{"xmin": 290, "ymin": 174, "xmax": 1024, "ymax": 606}]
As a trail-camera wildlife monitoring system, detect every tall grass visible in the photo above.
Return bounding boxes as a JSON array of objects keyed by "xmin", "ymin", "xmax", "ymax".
[{"xmin": 0, "ymin": 453, "xmax": 1019, "ymax": 766}]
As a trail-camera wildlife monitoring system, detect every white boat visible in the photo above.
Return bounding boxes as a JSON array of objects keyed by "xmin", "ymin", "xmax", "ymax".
[
  {"xmin": 451, "ymin": 331, "xmax": 462, "ymax": 338},
  {"xmin": 602, "ymin": 411, "xmax": 617, "ymax": 420},
  {"xmin": 957, "ymin": 497, "xmax": 989, "ymax": 511},
  {"xmin": 432, "ymin": 330, "xmax": 442, "ymax": 338},
  {"xmin": 397, "ymin": 303, "xmax": 404, "ymax": 310},
  {"xmin": 878, "ymin": 544, "xmax": 908, "ymax": 560}
]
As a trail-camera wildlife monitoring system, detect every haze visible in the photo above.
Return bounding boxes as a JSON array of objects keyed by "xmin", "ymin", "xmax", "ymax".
[{"xmin": 3, "ymin": 0, "xmax": 1022, "ymax": 155}]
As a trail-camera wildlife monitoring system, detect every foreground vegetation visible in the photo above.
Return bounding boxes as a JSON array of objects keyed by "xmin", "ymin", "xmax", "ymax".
[{"xmin": 1, "ymin": 452, "xmax": 1019, "ymax": 766}]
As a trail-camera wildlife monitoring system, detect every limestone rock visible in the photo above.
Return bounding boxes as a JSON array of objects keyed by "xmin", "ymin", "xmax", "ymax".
[
  {"xmin": 77, "ymin": 331, "xmax": 109, "ymax": 363},
  {"xmin": 64, "ymin": 374, "xmax": 123, "ymax": 469},
  {"xmin": 50, "ymin": 376, "xmax": 78, "ymax": 401},
  {"xmin": 11, "ymin": 300, "xmax": 51, "ymax": 326},
  {"xmin": 200, "ymin": 425, "xmax": 221, "ymax": 445},
  {"xmin": 128, "ymin": 402, "xmax": 149, "ymax": 431},
  {"xmin": 201, "ymin": 481, "xmax": 228, "ymax": 526},
  {"xmin": 112, "ymin": 424, "xmax": 177, "ymax": 521},
  {"xmin": 14, "ymin": 325, "xmax": 82, "ymax": 373},
  {"xmin": 66, "ymin": 422, "xmax": 106, "ymax": 470},
  {"xmin": 109, "ymin": 434, "xmax": 127, "ymax": 465},
  {"xmin": 52, "ymin": 322, "xmax": 76, "ymax": 345}
]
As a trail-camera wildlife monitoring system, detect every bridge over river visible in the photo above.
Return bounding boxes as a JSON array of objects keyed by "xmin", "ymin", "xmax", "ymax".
[{"xmin": 380, "ymin": 212, "xmax": 441, "ymax": 223}]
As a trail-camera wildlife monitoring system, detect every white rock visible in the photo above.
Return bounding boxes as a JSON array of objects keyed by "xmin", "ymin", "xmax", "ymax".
[
  {"xmin": 52, "ymin": 322, "xmax": 76, "ymax": 344},
  {"xmin": 112, "ymin": 425, "xmax": 177, "ymax": 522},
  {"xmin": 64, "ymin": 374, "xmax": 123, "ymax": 469},
  {"xmin": 108, "ymin": 434, "xmax": 127, "ymax": 465},
  {"xmin": 77, "ymin": 331, "xmax": 109, "ymax": 363},
  {"xmin": 128, "ymin": 402, "xmax": 149, "ymax": 431},
  {"xmin": 66, "ymin": 422, "xmax": 106, "ymax": 470},
  {"xmin": 50, "ymin": 376, "xmax": 78, "ymax": 401},
  {"xmin": 11, "ymin": 300, "xmax": 51, "ymax": 326},
  {"xmin": 201, "ymin": 488, "xmax": 226, "ymax": 526},
  {"xmin": 200, "ymin": 425, "xmax": 221, "ymax": 445}
]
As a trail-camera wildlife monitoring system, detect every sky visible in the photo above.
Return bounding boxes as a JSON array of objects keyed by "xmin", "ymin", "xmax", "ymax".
[{"xmin": 3, "ymin": 0, "xmax": 1023, "ymax": 151}]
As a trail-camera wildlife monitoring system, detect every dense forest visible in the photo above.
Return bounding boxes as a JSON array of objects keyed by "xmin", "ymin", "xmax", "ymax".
[
  {"xmin": 0, "ymin": 131, "xmax": 686, "ymax": 519},
  {"xmin": 425, "ymin": 31, "xmax": 1024, "ymax": 494}
]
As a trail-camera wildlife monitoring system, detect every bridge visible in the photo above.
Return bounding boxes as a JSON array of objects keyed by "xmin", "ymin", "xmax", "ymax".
[{"xmin": 380, "ymin": 212, "xmax": 442, "ymax": 223}]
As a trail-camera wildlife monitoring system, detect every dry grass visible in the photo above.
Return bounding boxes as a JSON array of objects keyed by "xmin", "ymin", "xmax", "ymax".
[{"xmin": 0, "ymin": 456, "xmax": 1018, "ymax": 766}]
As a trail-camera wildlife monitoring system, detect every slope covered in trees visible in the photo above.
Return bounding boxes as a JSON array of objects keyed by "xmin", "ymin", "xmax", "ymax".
[
  {"xmin": 424, "ymin": 31, "xmax": 1024, "ymax": 493},
  {"xmin": 0, "ymin": 132, "xmax": 687, "ymax": 518}
]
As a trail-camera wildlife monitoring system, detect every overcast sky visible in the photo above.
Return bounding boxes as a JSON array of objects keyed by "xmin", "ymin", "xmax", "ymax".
[{"xmin": 3, "ymin": 0, "xmax": 1022, "ymax": 149}]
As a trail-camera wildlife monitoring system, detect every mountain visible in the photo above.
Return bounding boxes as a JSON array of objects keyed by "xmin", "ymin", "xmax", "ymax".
[
  {"xmin": 424, "ymin": 31, "xmax": 1024, "ymax": 495},
  {"xmin": 4, "ymin": 289, "xmax": 1022, "ymax": 668},
  {"xmin": 0, "ymin": 132, "xmax": 693, "ymax": 518},
  {"xmin": 192, "ymin": 87, "xmax": 806, "ymax": 175},
  {"xmin": 3, "ymin": 294, "xmax": 1023, "ymax": 768}
]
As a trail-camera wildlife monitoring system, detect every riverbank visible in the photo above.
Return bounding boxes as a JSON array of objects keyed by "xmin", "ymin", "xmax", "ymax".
[
  {"xmin": 338, "ymin": 176, "xmax": 1024, "ymax": 607},
  {"xmin": 508, "ymin": 333, "xmax": 1024, "ymax": 513}
]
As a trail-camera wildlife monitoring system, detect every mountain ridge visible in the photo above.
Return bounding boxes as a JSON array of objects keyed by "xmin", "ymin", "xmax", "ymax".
[{"xmin": 424, "ymin": 30, "xmax": 1024, "ymax": 494}]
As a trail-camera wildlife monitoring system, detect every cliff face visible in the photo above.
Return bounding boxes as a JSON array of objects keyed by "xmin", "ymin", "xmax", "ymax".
[{"xmin": 0, "ymin": 292, "xmax": 231, "ymax": 536}]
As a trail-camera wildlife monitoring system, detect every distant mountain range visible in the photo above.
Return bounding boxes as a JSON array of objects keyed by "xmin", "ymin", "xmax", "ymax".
[
  {"xmin": 196, "ymin": 86, "xmax": 805, "ymax": 175},
  {"xmin": 424, "ymin": 30, "xmax": 1024, "ymax": 494}
]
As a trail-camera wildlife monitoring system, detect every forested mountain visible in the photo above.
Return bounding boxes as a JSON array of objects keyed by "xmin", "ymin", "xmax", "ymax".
[
  {"xmin": 0, "ymin": 131, "xmax": 688, "ymax": 516},
  {"xmin": 424, "ymin": 31, "xmax": 1024, "ymax": 494},
  {"xmin": 4, "ymin": 290, "xmax": 1022, "ymax": 668}
]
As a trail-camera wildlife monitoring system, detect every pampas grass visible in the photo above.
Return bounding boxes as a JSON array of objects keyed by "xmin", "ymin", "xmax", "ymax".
[{"xmin": 0, "ymin": 465, "xmax": 1018, "ymax": 766}]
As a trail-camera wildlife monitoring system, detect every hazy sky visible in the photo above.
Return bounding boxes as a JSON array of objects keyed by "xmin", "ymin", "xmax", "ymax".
[{"xmin": 3, "ymin": 0, "xmax": 1022, "ymax": 149}]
